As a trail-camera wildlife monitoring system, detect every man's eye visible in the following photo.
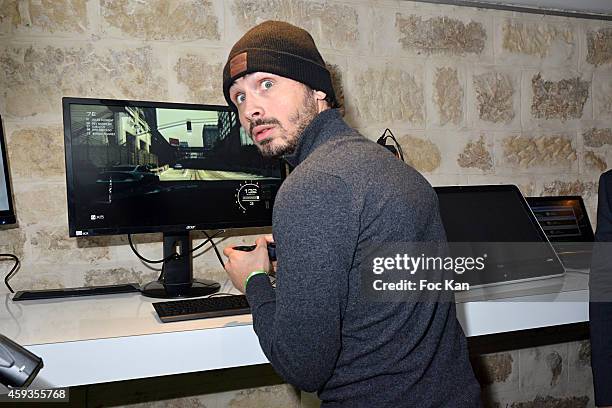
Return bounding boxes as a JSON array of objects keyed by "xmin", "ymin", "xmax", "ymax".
[
  {"xmin": 261, "ymin": 80, "xmax": 273, "ymax": 90},
  {"xmin": 235, "ymin": 94, "xmax": 246, "ymax": 104}
]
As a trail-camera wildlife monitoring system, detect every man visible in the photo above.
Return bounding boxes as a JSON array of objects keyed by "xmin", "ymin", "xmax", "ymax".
[
  {"xmin": 591, "ymin": 169, "xmax": 612, "ymax": 408},
  {"xmin": 222, "ymin": 20, "xmax": 481, "ymax": 407}
]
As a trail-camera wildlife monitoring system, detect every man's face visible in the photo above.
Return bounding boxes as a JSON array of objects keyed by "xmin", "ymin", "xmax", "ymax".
[{"xmin": 228, "ymin": 72, "xmax": 320, "ymax": 157}]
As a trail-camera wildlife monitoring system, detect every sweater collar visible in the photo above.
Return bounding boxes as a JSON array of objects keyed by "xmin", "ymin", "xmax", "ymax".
[{"xmin": 283, "ymin": 108, "xmax": 347, "ymax": 168}]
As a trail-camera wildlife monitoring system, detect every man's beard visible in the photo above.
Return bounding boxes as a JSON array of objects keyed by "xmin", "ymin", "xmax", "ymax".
[{"xmin": 250, "ymin": 89, "xmax": 319, "ymax": 158}]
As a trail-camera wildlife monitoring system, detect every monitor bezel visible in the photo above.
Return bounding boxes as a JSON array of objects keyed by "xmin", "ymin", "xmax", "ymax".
[
  {"xmin": 0, "ymin": 115, "xmax": 16, "ymax": 226},
  {"xmin": 434, "ymin": 184, "xmax": 566, "ymax": 286},
  {"xmin": 525, "ymin": 195, "xmax": 595, "ymax": 242},
  {"xmin": 62, "ymin": 97, "xmax": 284, "ymax": 237},
  {"xmin": 434, "ymin": 184, "xmax": 551, "ymax": 243}
]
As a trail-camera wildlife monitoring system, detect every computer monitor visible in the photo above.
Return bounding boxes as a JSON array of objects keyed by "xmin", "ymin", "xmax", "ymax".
[
  {"xmin": 526, "ymin": 195, "xmax": 594, "ymax": 270},
  {"xmin": 434, "ymin": 185, "xmax": 565, "ymax": 287},
  {"xmin": 525, "ymin": 196, "xmax": 594, "ymax": 242},
  {"xmin": 0, "ymin": 115, "xmax": 16, "ymax": 226},
  {"xmin": 62, "ymin": 97, "xmax": 285, "ymax": 298}
]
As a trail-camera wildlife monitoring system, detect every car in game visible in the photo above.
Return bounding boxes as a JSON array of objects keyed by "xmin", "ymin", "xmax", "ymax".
[{"xmin": 96, "ymin": 165, "xmax": 160, "ymax": 197}]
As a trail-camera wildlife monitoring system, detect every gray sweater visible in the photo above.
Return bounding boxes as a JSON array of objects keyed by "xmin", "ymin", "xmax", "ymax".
[{"xmin": 245, "ymin": 109, "xmax": 481, "ymax": 407}]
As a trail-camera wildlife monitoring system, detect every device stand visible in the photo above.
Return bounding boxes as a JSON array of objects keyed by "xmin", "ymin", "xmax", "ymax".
[{"xmin": 140, "ymin": 231, "xmax": 220, "ymax": 299}]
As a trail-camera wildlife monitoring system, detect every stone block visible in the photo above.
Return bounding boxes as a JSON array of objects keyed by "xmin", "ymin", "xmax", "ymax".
[
  {"xmin": 519, "ymin": 343, "xmax": 569, "ymax": 395},
  {"xmin": 0, "ymin": 42, "xmax": 168, "ymax": 118},
  {"xmin": 583, "ymin": 150, "xmax": 607, "ymax": 172},
  {"xmin": 1, "ymin": 0, "xmax": 89, "ymax": 36},
  {"xmin": 97, "ymin": 395, "xmax": 216, "ymax": 407},
  {"xmin": 7, "ymin": 126, "xmax": 65, "ymax": 180},
  {"xmin": 423, "ymin": 130, "xmax": 494, "ymax": 175},
  {"xmin": 426, "ymin": 65, "xmax": 466, "ymax": 128},
  {"xmin": 574, "ymin": 127, "xmax": 612, "ymax": 185},
  {"xmin": 530, "ymin": 72, "xmax": 590, "ymax": 121},
  {"xmin": 567, "ymin": 340, "xmax": 595, "ymax": 399},
  {"xmin": 497, "ymin": 133, "xmax": 577, "ymax": 174},
  {"xmin": 369, "ymin": 6, "xmax": 494, "ymax": 61},
  {"xmin": 5, "ymin": 264, "xmax": 70, "ymax": 293},
  {"xmin": 12, "ymin": 182, "xmax": 67, "ymax": 227},
  {"xmin": 457, "ymin": 134, "xmax": 494, "ymax": 172},
  {"xmin": 344, "ymin": 60, "xmax": 424, "ymax": 129},
  {"xmin": 495, "ymin": 18, "xmax": 576, "ymax": 67},
  {"xmin": 592, "ymin": 73, "xmax": 612, "ymax": 120},
  {"xmin": 471, "ymin": 351, "xmax": 519, "ymax": 392},
  {"xmin": 395, "ymin": 14, "xmax": 486, "ymax": 56},
  {"xmin": 467, "ymin": 68, "xmax": 520, "ymax": 130},
  {"xmin": 18, "ymin": 261, "xmax": 132, "ymax": 293},
  {"xmin": 586, "ymin": 27, "xmax": 612, "ymax": 67},
  {"xmin": 473, "ymin": 72, "xmax": 515, "ymax": 123},
  {"xmin": 510, "ymin": 395, "xmax": 590, "ymax": 408},
  {"xmin": 27, "ymin": 224, "xmax": 111, "ymax": 265},
  {"xmin": 537, "ymin": 179, "xmax": 598, "ymax": 202},
  {"xmin": 396, "ymin": 133, "xmax": 441, "ymax": 173},
  {"xmin": 0, "ymin": 227, "xmax": 26, "ymax": 259},
  {"xmin": 84, "ymin": 267, "xmax": 158, "ymax": 287},
  {"xmin": 539, "ymin": 177, "xmax": 600, "ymax": 219},
  {"xmin": 0, "ymin": 1, "xmax": 18, "ymax": 35},
  {"xmin": 583, "ymin": 128, "xmax": 612, "ymax": 148},
  {"xmin": 100, "ymin": 0, "xmax": 222, "ymax": 41},
  {"xmin": 170, "ymin": 49, "xmax": 226, "ymax": 105},
  {"xmin": 216, "ymin": 384, "xmax": 300, "ymax": 408},
  {"xmin": 228, "ymin": 0, "xmax": 359, "ymax": 51}
]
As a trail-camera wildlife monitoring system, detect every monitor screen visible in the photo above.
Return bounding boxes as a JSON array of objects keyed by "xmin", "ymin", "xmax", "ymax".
[
  {"xmin": 63, "ymin": 98, "xmax": 285, "ymax": 237},
  {"xmin": 435, "ymin": 185, "xmax": 565, "ymax": 286},
  {"xmin": 525, "ymin": 196, "xmax": 594, "ymax": 242},
  {"xmin": 0, "ymin": 115, "xmax": 16, "ymax": 226}
]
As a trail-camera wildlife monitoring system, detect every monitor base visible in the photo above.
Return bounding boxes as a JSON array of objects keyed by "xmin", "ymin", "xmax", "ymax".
[{"xmin": 141, "ymin": 279, "xmax": 220, "ymax": 299}]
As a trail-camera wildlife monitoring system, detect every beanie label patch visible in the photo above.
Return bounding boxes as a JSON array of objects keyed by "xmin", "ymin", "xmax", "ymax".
[{"xmin": 229, "ymin": 52, "xmax": 248, "ymax": 78}]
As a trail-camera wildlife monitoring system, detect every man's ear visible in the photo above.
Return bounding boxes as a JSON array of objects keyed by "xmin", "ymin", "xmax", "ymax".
[
  {"xmin": 313, "ymin": 90, "xmax": 329, "ymax": 112},
  {"xmin": 313, "ymin": 90, "xmax": 327, "ymax": 101}
]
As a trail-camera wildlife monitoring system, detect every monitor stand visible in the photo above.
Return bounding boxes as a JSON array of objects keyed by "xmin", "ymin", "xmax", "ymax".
[{"xmin": 140, "ymin": 231, "xmax": 221, "ymax": 299}]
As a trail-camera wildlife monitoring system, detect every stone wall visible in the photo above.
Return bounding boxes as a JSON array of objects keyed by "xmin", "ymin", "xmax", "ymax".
[
  {"xmin": 471, "ymin": 340, "xmax": 594, "ymax": 408},
  {"xmin": 0, "ymin": 0, "xmax": 609, "ymax": 407}
]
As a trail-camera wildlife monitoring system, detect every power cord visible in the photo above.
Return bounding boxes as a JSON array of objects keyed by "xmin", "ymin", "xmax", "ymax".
[
  {"xmin": 1, "ymin": 253, "xmax": 20, "ymax": 294},
  {"xmin": 127, "ymin": 230, "xmax": 225, "ymax": 263},
  {"xmin": 202, "ymin": 230, "xmax": 225, "ymax": 268},
  {"xmin": 376, "ymin": 128, "xmax": 404, "ymax": 162},
  {"xmin": 127, "ymin": 234, "xmax": 176, "ymax": 264},
  {"xmin": 127, "ymin": 230, "xmax": 225, "ymax": 282}
]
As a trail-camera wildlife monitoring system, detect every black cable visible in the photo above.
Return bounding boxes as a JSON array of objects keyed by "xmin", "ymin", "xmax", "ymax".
[
  {"xmin": 1, "ymin": 253, "xmax": 20, "ymax": 294},
  {"xmin": 192, "ymin": 230, "xmax": 225, "ymax": 255},
  {"xmin": 377, "ymin": 128, "xmax": 405, "ymax": 162},
  {"xmin": 157, "ymin": 260, "xmax": 166, "ymax": 282},
  {"xmin": 128, "ymin": 234, "xmax": 176, "ymax": 264},
  {"xmin": 386, "ymin": 130, "xmax": 405, "ymax": 162},
  {"xmin": 128, "ymin": 231, "xmax": 226, "ymax": 282},
  {"xmin": 128, "ymin": 230, "xmax": 226, "ymax": 265},
  {"xmin": 203, "ymin": 230, "xmax": 225, "ymax": 268}
]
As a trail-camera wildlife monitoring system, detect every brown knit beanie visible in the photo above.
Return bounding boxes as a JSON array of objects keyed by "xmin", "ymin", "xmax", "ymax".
[{"xmin": 223, "ymin": 21, "xmax": 336, "ymax": 108}]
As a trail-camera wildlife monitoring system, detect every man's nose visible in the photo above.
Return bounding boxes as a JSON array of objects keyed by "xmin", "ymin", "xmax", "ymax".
[{"xmin": 244, "ymin": 94, "xmax": 264, "ymax": 121}]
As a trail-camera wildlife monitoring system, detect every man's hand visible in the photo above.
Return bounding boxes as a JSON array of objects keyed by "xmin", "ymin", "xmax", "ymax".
[{"xmin": 223, "ymin": 235, "xmax": 273, "ymax": 293}]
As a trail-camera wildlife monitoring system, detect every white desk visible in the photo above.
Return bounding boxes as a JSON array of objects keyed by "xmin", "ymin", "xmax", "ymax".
[{"xmin": 0, "ymin": 272, "xmax": 589, "ymax": 389}]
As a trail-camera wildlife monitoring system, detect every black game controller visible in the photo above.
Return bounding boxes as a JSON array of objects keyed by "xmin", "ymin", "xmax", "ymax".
[{"xmin": 233, "ymin": 242, "xmax": 277, "ymax": 262}]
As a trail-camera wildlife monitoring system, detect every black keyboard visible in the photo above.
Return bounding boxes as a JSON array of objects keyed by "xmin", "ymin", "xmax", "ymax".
[
  {"xmin": 13, "ymin": 283, "xmax": 141, "ymax": 301},
  {"xmin": 152, "ymin": 295, "xmax": 251, "ymax": 323}
]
